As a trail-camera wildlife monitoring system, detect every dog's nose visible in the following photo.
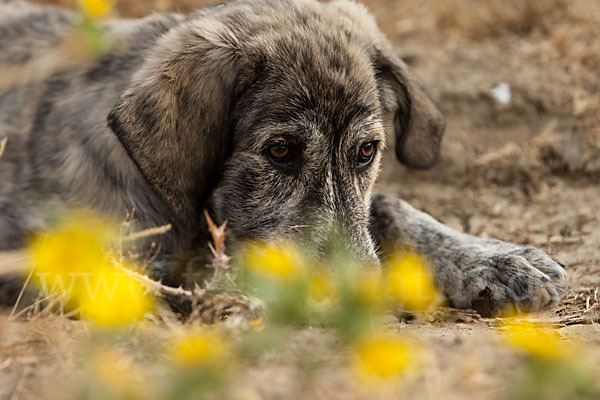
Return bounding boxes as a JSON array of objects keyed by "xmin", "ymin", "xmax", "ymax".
[
  {"xmin": 302, "ymin": 176, "xmax": 380, "ymax": 267},
  {"xmin": 300, "ymin": 219, "xmax": 380, "ymax": 268},
  {"xmin": 308, "ymin": 239, "xmax": 380, "ymax": 268}
]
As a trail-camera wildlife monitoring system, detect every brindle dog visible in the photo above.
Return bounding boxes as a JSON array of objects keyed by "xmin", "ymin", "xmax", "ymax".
[{"xmin": 0, "ymin": 0, "xmax": 567, "ymax": 315}]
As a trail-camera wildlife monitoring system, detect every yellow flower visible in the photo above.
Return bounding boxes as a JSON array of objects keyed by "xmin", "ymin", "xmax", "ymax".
[
  {"xmin": 245, "ymin": 242, "xmax": 306, "ymax": 282},
  {"xmin": 167, "ymin": 328, "xmax": 231, "ymax": 368},
  {"xmin": 30, "ymin": 211, "xmax": 113, "ymax": 297},
  {"xmin": 502, "ymin": 319, "xmax": 572, "ymax": 360},
  {"xmin": 77, "ymin": 265, "xmax": 154, "ymax": 326},
  {"xmin": 385, "ymin": 251, "xmax": 440, "ymax": 311},
  {"xmin": 29, "ymin": 210, "xmax": 153, "ymax": 326},
  {"xmin": 308, "ymin": 271, "xmax": 338, "ymax": 305},
  {"xmin": 352, "ymin": 333, "xmax": 417, "ymax": 382},
  {"xmin": 79, "ymin": 0, "xmax": 114, "ymax": 19}
]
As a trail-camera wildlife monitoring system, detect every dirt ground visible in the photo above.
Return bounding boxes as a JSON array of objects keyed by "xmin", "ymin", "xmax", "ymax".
[
  {"xmin": 374, "ymin": 0, "xmax": 600, "ymax": 323},
  {"xmin": 1, "ymin": 0, "xmax": 599, "ymax": 399}
]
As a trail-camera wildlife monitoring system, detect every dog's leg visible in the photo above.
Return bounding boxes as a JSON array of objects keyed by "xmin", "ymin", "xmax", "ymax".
[{"xmin": 370, "ymin": 193, "xmax": 568, "ymax": 316}]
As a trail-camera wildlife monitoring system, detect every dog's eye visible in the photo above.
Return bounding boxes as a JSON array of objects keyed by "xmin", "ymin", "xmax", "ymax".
[
  {"xmin": 269, "ymin": 144, "xmax": 290, "ymax": 160},
  {"xmin": 266, "ymin": 143, "xmax": 299, "ymax": 174},
  {"xmin": 358, "ymin": 141, "xmax": 377, "ymax": 167},
  {"xmin": 360, "ymin": 142, "xmax": 375, "ymax": 159}
]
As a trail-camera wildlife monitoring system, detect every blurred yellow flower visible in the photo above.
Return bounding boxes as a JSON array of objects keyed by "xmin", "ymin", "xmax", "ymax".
[
  {"xmin": 30, "ymin": 211, "xmax": 113, "ymax": 297},
  {"xmin": 79, "ymin": 0, "xmax": 114, "ymax": 19},
  {"xmin": 245, "ymin": 242, "xmax": 306, "ymax": 282},
  {"xmin": 385, "ymin": 251, "xmax": 440, "ymax": 311},
  {"xmin": 78, "ymin": 265, "xmax": 154, "ymax": 326},
  {"xmin": 502, "ymin": 319, "xmax": 572, "ymax": 360},
  {"xmin": 167, "ymin": 329, "xmax": 231, "ymax": 368},
  {"xmin": 352, "ymin": 333, "xmax": 417, "ymax": 382},
  {"xmin": 29, "ymin": 210, "xmax": 153, "ymax": 326},
  {"xmin": 308, "ymin": 271, "xmax": 338, "ymax": 305}
]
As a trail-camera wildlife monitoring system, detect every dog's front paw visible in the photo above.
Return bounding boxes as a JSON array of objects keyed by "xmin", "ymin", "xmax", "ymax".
[{"xmin": 442, "ymin": 239, "xmax": 569, "ymax": 317}]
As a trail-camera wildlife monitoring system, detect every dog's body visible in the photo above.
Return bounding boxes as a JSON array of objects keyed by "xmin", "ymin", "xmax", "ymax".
[{"xmin": 0, "ymin": 0, "xmax": 567, "ymax": 315}]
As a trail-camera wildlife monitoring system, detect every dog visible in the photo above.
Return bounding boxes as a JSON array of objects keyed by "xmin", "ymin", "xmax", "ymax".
[{"xmin": 0, "ymin": 0, "xmax": 568, "ymax": 316}]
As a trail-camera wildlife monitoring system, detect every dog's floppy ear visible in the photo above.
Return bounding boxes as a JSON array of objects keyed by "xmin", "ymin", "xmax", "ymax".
[
  {"xmin": 320, "ymin": 0, "xmax": 445, "ymax": 168},
  {"xmin": 376, "ymin": 51, "xmax": 445, "ymax": 169},
  {"xmin": 108, "ymin": 23, "xmax": 252, "ymax": 230}
]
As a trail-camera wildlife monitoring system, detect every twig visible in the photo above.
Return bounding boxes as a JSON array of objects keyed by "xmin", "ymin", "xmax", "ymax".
[
  {"xmin": 117, "ymin": 264, "xmax": 198, "ymax": 298},
  {"xmin": 8, "ymin": 240, "xmax": 43, "ymax": 319},
  {"xmin": 203, "ymin": 210, "xmax": 230, "ymax": 291},
  {"xmin": 204, "ymin": 210, "xmax": 229, "ymax": 266},
  {"xmin": 0, "ymin": 250, "xmax": 32, "ymax": 273},
  {"xmin": 0, "ymin": 137, "xmax": 6, "ymax": 158},
  {"xmin": 121, "ymin": 224, "xmax": 172, "ymax": 242},
  {"xmin": 9, "ymin": 294, "xmax": 55, "ymax": 320},
  {"xmin": 8, "ymin": 265, "xmax": 33, "ymax": 319},
  {"xmin": 33, "ymin": 294, "xmax": 68, "ymax": 320},
  {"xmin": 62, "ymin": 308, "xmax": 82, "ymax": 320}
]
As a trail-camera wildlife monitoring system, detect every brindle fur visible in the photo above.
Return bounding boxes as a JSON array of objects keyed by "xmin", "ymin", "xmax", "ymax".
[{"xmin": 0, "ymin": 0, "xmax": 567, "ymax": 315}]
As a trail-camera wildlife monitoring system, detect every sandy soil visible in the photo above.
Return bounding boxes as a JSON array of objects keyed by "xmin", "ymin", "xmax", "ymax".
[
  {"xmin": 372, "ymin": 0, "xmax": 600, "ymax": 325},
  {"xmin": 1, "ymin": 0, "xmax": 599, "ymax": 399}
]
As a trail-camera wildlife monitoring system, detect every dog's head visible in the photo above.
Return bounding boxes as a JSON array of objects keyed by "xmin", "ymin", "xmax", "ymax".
[{"xmin": 108, "ymin": 0, "xmax": 444, "ymax": 262}]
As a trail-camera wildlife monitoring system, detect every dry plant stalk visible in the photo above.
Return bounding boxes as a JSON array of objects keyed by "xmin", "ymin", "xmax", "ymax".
[
  {"xmin": 118, "ymin": 263, "xmax": 197, "ymax": 299},
  {"xmin": 0, "ymin": 137, "xmax": 6, "ymax": 158},
  {"xmin": 122, "ymin": 210, "xmax": 260, "ymax": 322},
  {"xmin": 0, "ymin": 250, "xmax": 32, "ymax": 275},
  {"xmin": 117, "ymin": 211, "xmax": 230, "ymax": 296},
  {"xmin": 116, "ymin": 211, "xmax": 256, "ymax": 322},
  {"xmin": 203, "ymin": 210, "xmax": 230, "ymax": 290},
  {"xmin": 121, "ymin": 224, "xmax": 172, "ymax": 242}
]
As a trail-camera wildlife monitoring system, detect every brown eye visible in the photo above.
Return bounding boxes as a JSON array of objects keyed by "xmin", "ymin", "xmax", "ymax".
[
  {"xmin": 360, "ymin": 142, "xmax": 375, "ymax": 158},
  {"xmin": 358, "ymin": 141, "xmax": 376, "ymax": 166},
  {"xmin": 267, "ymin": 142, "xmax": 299, "ymax": 174},
  {"xmin": 269, "ymin": 144, "xmax": 289, "ymax": 160}
]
